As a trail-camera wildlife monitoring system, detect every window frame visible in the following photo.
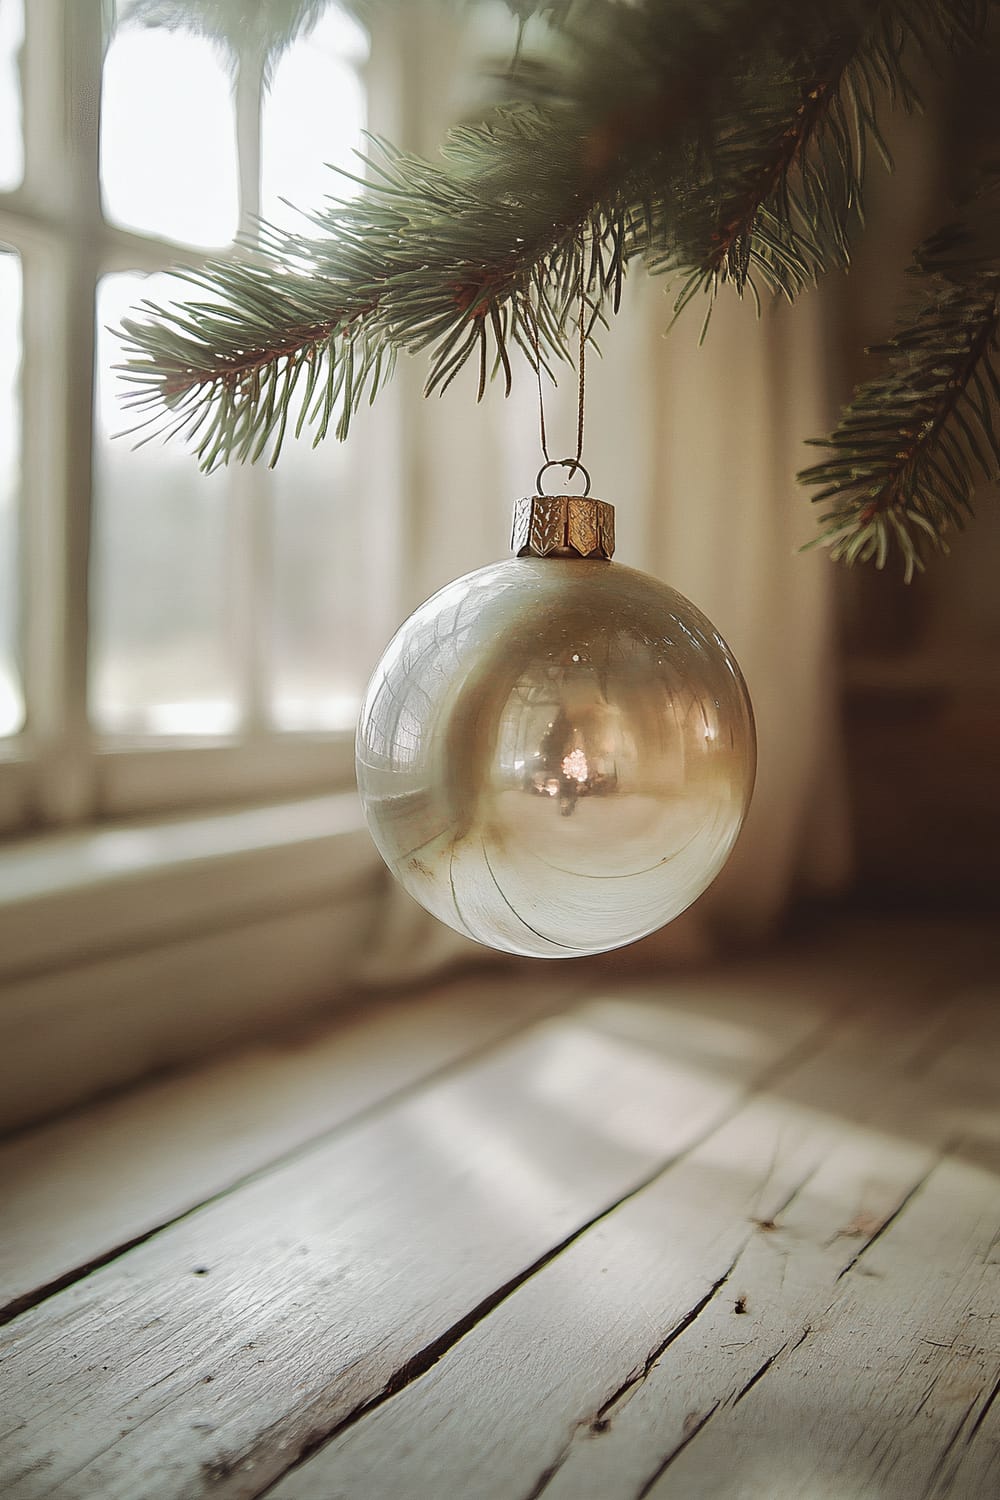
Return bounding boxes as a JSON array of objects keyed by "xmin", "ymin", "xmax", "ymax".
[{"xmin": 0, "ymin": 0, "xmax": 389, "ymax": 836}]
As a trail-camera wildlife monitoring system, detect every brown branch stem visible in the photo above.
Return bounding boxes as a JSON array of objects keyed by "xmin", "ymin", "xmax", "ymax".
[
  {"xmin": 708, "ymin": 41, "xmax": 859, "ymax": 275},
  {"xmin": 860, "ymin": 301, "xmax": 1000, "ymax": 523}
]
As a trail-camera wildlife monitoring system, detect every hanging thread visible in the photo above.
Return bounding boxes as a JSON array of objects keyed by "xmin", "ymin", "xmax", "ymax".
[{"xmin": 529, "ymin": 240, "xmax": 590, "ymax": 496}]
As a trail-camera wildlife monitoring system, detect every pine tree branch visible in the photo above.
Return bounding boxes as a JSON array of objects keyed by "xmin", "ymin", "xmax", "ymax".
[
  {"xmin": 116, "ymin": 0, "xmax": 753, "ymax": 468},
  {"xmin": 117, "ymin": 115, "xmax": 612, "ymax": 466},
  {"xmin": 799, "ymin": 184, "xmax": 1000, "ymax": 580},
  {"xmin": 117, "ymin": 0, "xmax": 986, "ymax": 469},
  {"xmin": 658, "ymin": 0, "xmax": 985, "ymax": 322}
]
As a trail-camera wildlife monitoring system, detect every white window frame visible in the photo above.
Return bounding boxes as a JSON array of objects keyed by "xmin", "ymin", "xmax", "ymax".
[
  {"xmin": 0, "ymin": 0, "xmax": 409, "ymax": 836},
  {"xmin": 0, "ymin": 2, "xmax": 467, "ymax": 1126}
]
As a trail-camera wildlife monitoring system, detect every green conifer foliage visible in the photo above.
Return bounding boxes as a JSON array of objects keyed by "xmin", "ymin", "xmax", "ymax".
[{"xmin": 117, "ymin": 0, "xmax": 997, "ymax": 575}]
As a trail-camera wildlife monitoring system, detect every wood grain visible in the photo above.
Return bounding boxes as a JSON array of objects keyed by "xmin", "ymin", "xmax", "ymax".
[
  {"xmin": 2, "ymin": 921, "xmax": 996, "ymax": 1500},
  {"xmin": 0, "ymin": 973, "xmax": 579, "ymax": 1319},
  {"xmin": 0, "ymin": 976, "xmax": 831, "ymax": 1500},
  {"xmin": 266, "ymin": 980, "xmax": 984, "ymax": 1500},
  {"xmin": 638, "ymin": 1151, "xmax": 1000, "ymax": 1500}
]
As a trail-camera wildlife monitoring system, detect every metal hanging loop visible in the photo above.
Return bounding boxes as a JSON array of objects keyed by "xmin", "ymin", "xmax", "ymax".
[{"xmin": 535, "ymin": 458, "xmax": 592, "ymax": 497}]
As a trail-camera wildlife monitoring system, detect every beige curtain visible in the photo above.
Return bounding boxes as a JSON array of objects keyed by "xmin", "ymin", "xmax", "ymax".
[{"xmin": 361, "ymin": 9, "xmax": 851, "ymax": 980}]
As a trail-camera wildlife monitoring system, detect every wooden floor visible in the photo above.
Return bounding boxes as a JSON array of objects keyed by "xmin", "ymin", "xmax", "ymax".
[{"xmin": 1, "ymin": 916, "xmax": 998, "ymax": 1499}]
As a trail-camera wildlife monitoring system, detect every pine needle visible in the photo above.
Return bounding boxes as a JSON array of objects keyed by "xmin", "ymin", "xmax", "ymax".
[
  {"xmin": 117, "ymin": 0, "xmax": 993, "ymax": 538},
  {"xmin": 800, "ymin": 179, "xmax": 1000, "ymax": 579}
]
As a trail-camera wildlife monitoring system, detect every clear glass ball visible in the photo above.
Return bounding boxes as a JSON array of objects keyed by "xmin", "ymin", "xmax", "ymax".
[{"xmin": 356, "ymin": 558, "xmax": 755, "ymax": 958}]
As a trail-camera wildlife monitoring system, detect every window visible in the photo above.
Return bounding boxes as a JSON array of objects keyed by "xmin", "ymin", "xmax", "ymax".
[{"xmin": 0, "ymin": 0, "xmax": 397, "ymax": 831}]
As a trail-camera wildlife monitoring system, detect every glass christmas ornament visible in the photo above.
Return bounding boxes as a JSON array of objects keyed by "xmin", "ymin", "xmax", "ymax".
[{"xmin": 356, "ymin": 492, "xmax": 755, "ymax": 958}]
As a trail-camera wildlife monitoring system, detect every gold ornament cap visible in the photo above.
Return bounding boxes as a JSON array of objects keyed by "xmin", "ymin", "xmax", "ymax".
[{"xmin": 511, "ymin": 494, "xmax": 615, "ymax": 560}]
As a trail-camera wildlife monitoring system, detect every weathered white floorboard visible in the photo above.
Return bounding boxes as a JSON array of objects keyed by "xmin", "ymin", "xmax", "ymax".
[
  {"xmin": 267, "ymin": 980, "xmax": 996, "ymax": 1500},
  {"xmin": 0, "ymin": 974, "xmax": 578, "ymax": 1316},
  {"xmin": 0, "ymin": 977, "xmax": 831, "ymax": 1500},
  {"xmin": 543, "ymin": 1096, "xmax": 999, "ymax": 1500},
  {"xmin": 636, "ymin": 1150, "xmax": 1000, "ymax": 1500},
  {"xmin": 2, "ymin": 920, "xmax": 996, "ymax": 1500}
]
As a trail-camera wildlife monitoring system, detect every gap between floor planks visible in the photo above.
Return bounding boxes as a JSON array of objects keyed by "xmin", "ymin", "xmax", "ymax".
[
  {"xmin": 2, "ymin": 919, "xmax": 996, "ymax": 1500},
  {"xmin": 0, "ymin": 923, "xmax": 893, "ymax": 1321},
  {"xmin": 0, "ymin": 970, "xmax": 583, "ymax": 1320},
  {"xmin": 272, "ymin": 982, "xmax": 999, "ymax": 1500},
  {"xmin": 1, "ymin": 940, "xmax": 864, "ymax": 1499}
]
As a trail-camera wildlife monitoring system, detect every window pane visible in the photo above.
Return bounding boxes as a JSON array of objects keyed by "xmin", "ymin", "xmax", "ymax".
[
  {"xmin": 260, "ymin": 4, "xmax": 367, "ymax": 234},
  {"xmin": 0, "ymin": 246, "xmax": 22, "ymax": 736},
  {"xmin": 101, "ymin": 25, "xmax": 238, "ymax": 246},
  {"xmin": 266, "ymin": 434, "xmax": 369, "ymax": 732},
  {"xmin": 262, "ymin": 4, "xmax": 369, "ymax": 730},
  {"xmin": 0, "ymin": 0, "xmax": 22, "ymax": 193},
  {"xmin": 92, "ymin": 274, "xmax": 239, "ymax": 737}
]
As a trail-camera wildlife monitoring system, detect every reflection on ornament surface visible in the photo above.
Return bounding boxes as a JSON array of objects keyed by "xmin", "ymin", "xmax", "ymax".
[{"xmin": 356, "ymin": 558, "xmax": 755, "ymax": 958}]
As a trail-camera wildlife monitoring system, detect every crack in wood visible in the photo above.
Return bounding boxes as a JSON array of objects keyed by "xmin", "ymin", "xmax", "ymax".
[
  {"xmin": 5, "ymin": 996, "xmax": 846, "ymax": 1341},
  {"xmin": 519, "ymin": 1442, "xmax": 575, "ymax": 1500},
  {"xmin": 0, "ymin": 1227, "xmax": 187, "ymax": 1331},
  {"xmin": 755, "ymin": 1163, "xmax": 823, "ymax": 1232},
  {"xmin": 633, "ymin": 1402, "xmax": 722, "ymax": 1500},
  {"xmin": 252, "ymin": 1198, "xmax": 735, "ymax": 1497},
  {"xmin": 835, "ymin": 1158, "xmax": 941, "ymax": 1281},
  {"xmin": 516, "ymin": 1165, "xmax": 823, "ymax": 1500},
  {"xmin": 0, "ymin": 1001, "xmax": 584, "ymax": 1331},
  {"xmin": 253, "ymin": 1172, "xmax": 747, "ymax": 1499},
  {"xmin": 733, "ymin": 1327, "xmax": 811, "ymax": 1407},
  {"xmin": 514, "ymin": 1268, "xmax": 741, "ymax": 1500},
  {"xmin": 593, "ymin": 1264, "xmax": 738, "ymax": 1427},
  {"xmin": 4, "ymin": 925, "xmax": 997, "ymax": 1500},
  {"xmin": 731, "ymin": 1349, "xmax": 780, "ymax": 1407},
  {"xmin": 248, "ymin": 1021, "xmax": 845, "ymax": 1500},
  {"xmin": 8, "ymin": 977, "xmax": 866, "ymax": 1500},
  {"xmin": 515, "ymin": 1159, "xmax": 825, "ymax": 1500}
]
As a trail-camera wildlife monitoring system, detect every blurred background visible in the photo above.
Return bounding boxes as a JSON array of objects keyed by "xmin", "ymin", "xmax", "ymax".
[{"xmin": 0, "ymin": 0, "xmax": 996, "ymax": 1131}]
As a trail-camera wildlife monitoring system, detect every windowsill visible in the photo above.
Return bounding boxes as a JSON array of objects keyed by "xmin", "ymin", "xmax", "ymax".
[
  {"xmin": 0, "ymin": 790, "xmax": 377, "ymax": 981},
  {"xmin": 0, "ymin": 734, "xmax": 359, "ymax": 832},
  {"xmin": 0, "ymin": 792, "xmax": 385, "ymax": 1132}
]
